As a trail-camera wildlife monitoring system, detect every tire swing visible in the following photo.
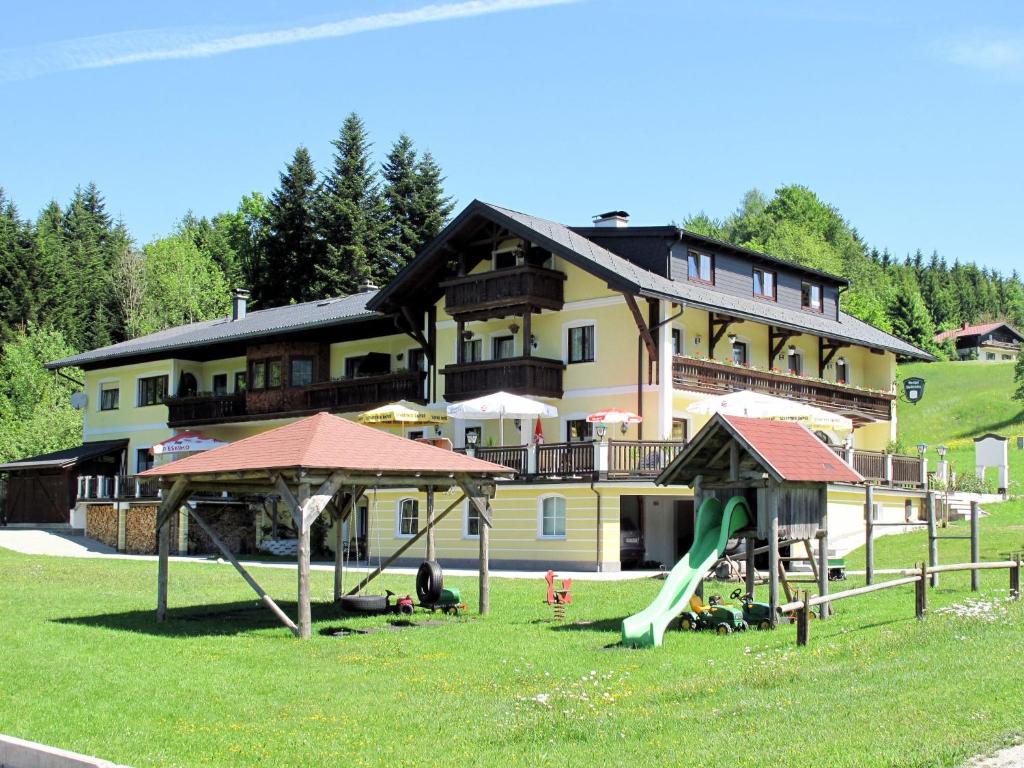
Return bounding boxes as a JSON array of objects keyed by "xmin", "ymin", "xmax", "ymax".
[{"xmin": 339, "ymin": 486, "xmax": 388, "ymax": 614}]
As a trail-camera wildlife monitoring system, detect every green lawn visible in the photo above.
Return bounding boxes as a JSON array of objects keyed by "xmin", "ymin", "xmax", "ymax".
[
  {"xmin": 2, "ymin": 503, "xmax": 1024, "ymax": 767},
  {"xmin": 898, "ymin": 360, "xmax": 1024, "ymax": 492}
]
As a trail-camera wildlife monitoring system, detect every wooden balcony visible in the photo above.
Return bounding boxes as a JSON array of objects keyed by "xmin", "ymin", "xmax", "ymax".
[
  {"xmin": 440, "ymin": 265, "xmax": 565, "ymax": 322},
  {"xmin": 672, "ymin": 356, "xmax": 894, "ymax": 424},
  {"xmin": 442, "ymin": 356, "xmax": 564, "ymax": 401},
  {"xmin": 166, "ymin": 393, "xmax": 246, "ymax": 427},
  {"xmin": 166, "ymin": 372, "xmax": 426, "ymax": 427},
  {"xmin": 471, "ymin": 439, "xmax": 686, "ymax": 481}
]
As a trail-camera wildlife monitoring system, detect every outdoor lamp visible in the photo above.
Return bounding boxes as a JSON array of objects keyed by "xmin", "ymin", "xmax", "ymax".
[
  {"xmin": 530, "ymin": 334, "xmax": 539, "ymax": 350},
  {"xmin": 620, "ymin": 422, "xmax": 629, "ymax": 435},
  {"xmin": 508, "ymin": 322, "xmax": 520, "ymax": 334},
  {"xmin": 728, "ymin": 334, "xmax": 737, "ymax": 345},
  {"xmin": 694, "ymin": 334, "xmax": 702, "ymax": 345},
  {"xmin": 837, "ymin": 356, "xmax": 846, "ymax": 366},
  {"xmin": 788, "ymin": 345, "xmax": 797, "ymax": 356},
  {"xmin": 917, "ymin": 442, "xmax": 928, "ymax": 456},
  {"xmin": 937, "ymin": 445, "xmax": 948, "ymax": 459},
  {"xmin": 466, "ymin": 431, "xmax": 479, "ymax": 447},
  {"xmin": 595, "ymin": 423, "xmax": 607, "ymax": 440}
]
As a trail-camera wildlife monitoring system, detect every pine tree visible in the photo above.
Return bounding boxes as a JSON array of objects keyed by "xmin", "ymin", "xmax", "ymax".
[
  {"xmin": 1014, "ymin": 353, "xmax": 1024, "ymax": 403},
  {"xmin": 0, "ymin": 189, "xmax": 41, "ymax": 337},
  {"xmin": 315, "ymin": 113, "xmax": 386, "ymax": 296},
  {"xmin": 414, "ymin": 150, "xmax": 454, "ymax": 249},
  {"xmin": 261, "ymin": 146, "xmax": 320, "ymax": 307},
  {"xmin": 888, "ymin": 269, "xmax": 938, "ymax": 353}
]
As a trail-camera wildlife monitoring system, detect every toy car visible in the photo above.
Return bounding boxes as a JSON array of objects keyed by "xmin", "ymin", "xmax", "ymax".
[
  {"xmin": 678, "ymin": 594, "xmax": 747, "ymax": 634},
  {"xmin": 729, "ymin": 588, "xmax": 774, "ymax": 630}
]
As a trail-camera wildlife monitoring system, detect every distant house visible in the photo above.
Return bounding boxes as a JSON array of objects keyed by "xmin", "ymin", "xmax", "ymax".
[{"xmin": 934, "ymin": 321, "xmax": 1022, "ymax": 361}]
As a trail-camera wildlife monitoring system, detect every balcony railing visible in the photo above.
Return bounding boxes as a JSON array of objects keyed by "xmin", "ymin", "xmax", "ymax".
[
  {"xmin": 608, "ymin": 440, "xmax": 685, "ymax": 478},
  {"xmin": 465, "ymin": 439, "xmax": 685, "ymax": 481},
  {"xmin": 828, "ymin": 445, "xmax": 927, "ymax": 489},
  {"xmin": 672, "ymin": 356, "xmax": 894, "ymax": 423},
  {"xmin": 536, "ymin": 442, "xmax": 595, "ymax": 477},
  {"xmin": 305, "ymin": 371, "xmax": 427, "ymax": 412},
  {"xmin": 443, "ymin": 356, "xmax": 564, "ymax": 401},
  {"xmin": 440, "ymin": 265, "xmax": 565, "ymax": 321},
  {"xmin": 166, "ymin": 372, "xmax": 426, "ymax": 427},
  {"xmin": 77, "ymin": 475, "xmax": 160, "ymax": 501},
  {"xmin": 474, "ymin": 446, "xmax": 530, "ymax": 475},
  {"xmin": 165, "ymin": 393, "xmax": 246, "ymax": 427}
]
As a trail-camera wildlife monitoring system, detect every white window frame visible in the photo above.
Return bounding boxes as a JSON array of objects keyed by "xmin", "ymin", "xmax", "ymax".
[
  {"xmin": 537, "ymin": 494, "xmax": 567, "ymax": 539},
  {"xmin": 835, "ymin": 359, "xmax": 851, "ymax": 386},
  {"xmin": 787, "ymin": 350, "xmax": 804, "ymax": 376},
  {"xmin": 463, "ymin": 500, "xmax": 480, "ymax": 539},
  {"xmin": 561, "ymin": 319, "xmax": 597, "ymax": 365},
  {"xmin": 134, "ymin": 445, "xmax": 153, "ymax": 474},
  {"xmin": 671, "ymin": 325, "xmax": 685, "ymax": 356},
  {"xmin": 730, "ymin": 336, "xmax": 750, "ymax": 366},
  {"xmin": 96, "ymin": 377, "xmax": 120, "ymax": 412},
  {"xmin": 396, "ymin": 497, "xmax": 419, "ymax": 538},
  {"xmin": 134, "ymin": 371, "xmax": 171, "ymax": 408},
  {"xmin": 454, "ymin": 335, "xmax": 483, "ymax": 364},
  {"xmin": 488, "ymin": 331, "xmax": 518, "ymax": 361}
]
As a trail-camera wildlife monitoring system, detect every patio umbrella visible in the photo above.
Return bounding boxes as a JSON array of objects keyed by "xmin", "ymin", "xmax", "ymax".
[
  {"xmin": 357, "ymin": 401, "xmax": 448, "ymax": 428},
  {"xmin": 446, "ymin": 391, "xmax": 558, "ymax": 445},
  {"xmin": 586, "ymin": 408, "xmax": 643, "ymax": 424},
  {"xmin": 150, "ymin": 431, "xmax": 227, "ymax": 457},
  {"xmin": 685, "ymin": 389, "xmax": 853, "ymax": 436}
]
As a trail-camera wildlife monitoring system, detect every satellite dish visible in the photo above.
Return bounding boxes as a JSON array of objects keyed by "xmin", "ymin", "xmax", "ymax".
[{"xmin": 71, "ymin": 392, "xmax": 88, "ymax": 410}]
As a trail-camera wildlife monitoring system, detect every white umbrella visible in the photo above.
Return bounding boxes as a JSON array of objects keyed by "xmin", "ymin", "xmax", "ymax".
[
  {"xmin": 685, "ymin": 389, "xmax": 853, "ymax": 436},
  {"xmin": 446, "ymin": 391, "xmax": 558, "ymax": 445}
]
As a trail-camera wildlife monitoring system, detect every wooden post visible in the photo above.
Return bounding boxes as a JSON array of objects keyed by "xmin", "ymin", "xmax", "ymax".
[
  {"xmin": 1011, "ymin": 555, "xmax": 1021, "ymax": 600},
  {"xmin": 296, "ymin": 483, "xmax": 312, "ymax": 639},
  {"xmin": 157, "ymin": 516, "xmax": 170, "ymax": 622},
  {"xmin": 767, "ymin": 488, "xmax": 780, "ymax": 625},
  {"xmin": 915, "ymin": 561, "xmax": 927, "ymax": 619},
  {"xmin": 479, "ymin": 500, "xmax": 490, "ymax": 615},
  {"xmin": 745, "ymin": 534, "xmax": 756, "ymax": 598},
  {"xmin": 970, "ymin": 500, "xmax": 980, "ymax": 592},
  {"xmin": 926, "ymin": 491, "xmax": 938, "ymax": 588},
  {"xmin": 333, "ymin": 502, "xmax": 344, "ymax": 602},
  {"xmin": 796, "ymin": 590, "xmax": 810, "ymax": 646},
  {"xmin": 817, "ymin": 530, "xmax": 829, "ymax": 620},
  {"xmin": 425, "ymin": 488, "xmax": 436, "ymax": 562},
  {"xmin": 865, "ymin": 484, "xmax": 875, "ymax": 586}
]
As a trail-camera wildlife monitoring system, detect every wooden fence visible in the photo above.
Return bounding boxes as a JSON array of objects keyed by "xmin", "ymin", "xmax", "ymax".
[{"xmin": 780, "ymin": 557, "xmax": 1022, "ymax": 646}]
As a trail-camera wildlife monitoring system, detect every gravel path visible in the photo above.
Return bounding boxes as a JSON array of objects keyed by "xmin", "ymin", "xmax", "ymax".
[{"xmin": 964, "ymin": 744, "xmax": 1024, "ymax": 767}]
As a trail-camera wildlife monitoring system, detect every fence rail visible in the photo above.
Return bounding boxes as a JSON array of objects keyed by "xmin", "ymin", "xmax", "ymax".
[
  {"xmin": 536, "ymin": 442, "xmax": 595, "ymax": 477},
  {"xmin": 474, "ymin": 446, "xmax": 529, "ymax": 475},
  {"xmin": 76, "ymin": 474, "xmax": 161, "ymax": 501},
  {"xmin": 608, "ymin": 440, "xmax": 685, "ymax": 477}
]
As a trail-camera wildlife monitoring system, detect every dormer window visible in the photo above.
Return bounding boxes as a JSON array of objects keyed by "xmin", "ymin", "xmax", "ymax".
[
  {"xmin": 687, "ymin": 250, "xmax": 714, "ymax": 284},
  {"xmin": 753, "ymin": 268, "xmax": 776, "ymax": 300},
  {"xmin": 801, "ymin": 282, "xmax": 823, "ymax": 313}
]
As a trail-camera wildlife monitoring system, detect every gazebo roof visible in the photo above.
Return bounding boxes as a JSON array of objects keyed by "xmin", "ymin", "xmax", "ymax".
[
  {"xmin": 659, "ymin": 413, "xmax": 863, "ymax": 486},
  {"xmin": 140, "ymin": 412, "xmax": 509, "ymax": 478}
]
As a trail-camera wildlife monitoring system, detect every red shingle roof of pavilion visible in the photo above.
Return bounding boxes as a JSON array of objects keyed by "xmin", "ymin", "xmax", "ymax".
[
  {"xmin": 722, "ymin": 415, "xmax": 863, "ymax": 484},
  {"xmin": 140, "ymin": 412, "xmax": 509, "ymax": 477}
]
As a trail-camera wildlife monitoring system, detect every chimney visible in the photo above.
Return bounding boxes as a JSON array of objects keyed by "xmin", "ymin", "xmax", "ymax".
[
  {"xmin": 358, "ymin": 280, "xmax": 378, "ymax": 293},
  {"xmin": 592, "ymin": 210, "xmax": 630, "ymax": 228},
  {"xmin": 232, "ymin": 288, "xmax": 250, "ymax": 321}
]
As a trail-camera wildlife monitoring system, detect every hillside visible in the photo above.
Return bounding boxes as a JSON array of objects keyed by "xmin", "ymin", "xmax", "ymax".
[{"xmin": 897, "ymin": 360, "xmax": 1023, "ymax": 492}]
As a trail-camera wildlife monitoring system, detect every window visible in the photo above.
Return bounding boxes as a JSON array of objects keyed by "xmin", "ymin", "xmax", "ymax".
[
  {"xmin": 567, "ymin": 324, "xmax": 595, "ymax": 363},
  {"xmin": 788, "ymin": 352, "xmax": 803, "ymax": 376},
  {"xmin": 212, "ymin": 374, "xmax": 228, "ymax": 396},
  {"xmin": 567, "ymin": 419, "xmax": 593, "ymax": 442},
  {"xmin": 234, "ymin": 371, "xmax": 247, "ymax": 393},
  {"xmin": 461, "ymin": 338, "xmax": 482, "ymax": 363},
  {"xmin": 268, "ymin": 360, "xmax": 282, "ymax": 388},
  {"xmin": 1003, "ymin": 354, "xmax": 1012, "ymax": 361},
  {"xmin": 671, "ymin": 328, "xmax": 683, "ymax": 356},
  {"xmin": 801, "ymin": 282, "xmax": 823, "ymax": 312},
  {"xmin": 835, "ymin": 359, "xmax": 849, "ymax": 385},
  {"xmin": 397, "ymin": 498, "xmax": 419, "ymax": 537},
  {"xmin": 290, "ymin": 357, "xmax": 313, "ymax": 387},
  {"xmin": 986, "ymin": 352, "xmax": 996, "ymax": 361},
  {"xmin": 687, "ymin": 250, "xmax": 714, "ymax": 283},
  {"xmin": 492, "ymin": 335, "xmax": 515, "ymax": 360},
  {"xmin": 731, "ymin": 341, "xmax": 748, "ymax": 366},
  {"xmin": 465, "ymin": 501, "xmax": 480, "ymax": 538},
  {"xmin": 671, "ymin": 419, "xmax": 689, "ymax": 441},
  {"xmin": 251, "ymin": 361, "xmax": 266, "ymax": 389},
  {"xmin": 344, "ymin": 356, "xmax": 364, "ymax": 378},
  {"xmin": 407, "ymin": 430, "xmax": 424, "ymax": 441},
  {"xmin": 136, "ymin": 447, "xmax": 154, "ymax": 473},
  {"xmin": 753, "ymin": 268, "xmax": 776, "ymax": 300},
  {"xmin": 99, "ymin": 383, "xmax": 119, "ymax": 411},
  {"xmin": 407, "ymin": 348, "xmax": 426, "ymax": 372},
  {"xmin": 137, "ymin": 375, "xmax": 168, "ymax": 407},
  {"xmin": 539, "ymin": 496, "xmax": 566, "ymax": 538}
]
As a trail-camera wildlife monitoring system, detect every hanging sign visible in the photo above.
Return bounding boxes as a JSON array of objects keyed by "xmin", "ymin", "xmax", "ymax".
[{"xmin": 903, "ymin": 377, "xmax": 925, "ymax": 404}]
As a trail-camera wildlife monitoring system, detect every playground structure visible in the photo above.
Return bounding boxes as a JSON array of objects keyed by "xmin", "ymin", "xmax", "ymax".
[{"xmin": 623, "ymin": 414, "xmax": 863, "ymax": 647}]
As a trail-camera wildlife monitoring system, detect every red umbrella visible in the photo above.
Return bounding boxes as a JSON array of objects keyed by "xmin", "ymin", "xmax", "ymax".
[
  {"xmin": 586, "ymin": 408, "xmax": 643, "ymax": 424},
  {"xmin": 533, "ymin": 418, "xmax": 545, "ymax": 445}
]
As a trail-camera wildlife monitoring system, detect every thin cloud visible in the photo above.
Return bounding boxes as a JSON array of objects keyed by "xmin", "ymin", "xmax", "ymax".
[
  {"xmin": 938, "ymin": 32, "xmax": 1024, "ymax": 76},
  {"xmin": 0, "ymin": 0, "xmax": 579, "ymax": 84}
]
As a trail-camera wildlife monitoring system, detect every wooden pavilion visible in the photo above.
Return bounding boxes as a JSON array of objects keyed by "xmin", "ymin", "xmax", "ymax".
[
  {"xmin": 140, "ymin": 412, "xmax": 510, "ymax": 638},
  {"xmin": 658, "ymin": 414, "xmax": 863, "ymax": 622}
]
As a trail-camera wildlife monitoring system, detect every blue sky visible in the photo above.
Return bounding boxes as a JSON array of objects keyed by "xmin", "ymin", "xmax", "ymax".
[{"xmin": 1, "ymin": 1, "xmax": 1022, "ymax": 272}]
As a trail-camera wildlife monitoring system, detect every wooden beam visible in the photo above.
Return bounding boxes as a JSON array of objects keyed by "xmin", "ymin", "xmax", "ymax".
[
  {"xmin": 273, "ymin": 476, "xmax": 302, "ymax": 529},
  {"xmin": 708, "ymin": 313, "xmax": 736, "ymax": 358},
  {"xmin": 187, "ymin": 505, "xmax": 299, "ymax": 636},
  {"xmin": 346, "ymin": 494, "xmax": 465, "ymax": 596},
  {"xmin": 156, "ymin": 477, "xmax": 191, "ymax": 622},
  {"xmin": 623, "ymin": 293, "xmax": 658, "ymax": 363},
  {"xmin": 818, "ymin": 337, "xmax": 848, "ymax": 377},
  {"xmin": 296, "ymin": 482, "xmax": 312, "ymax": 639},
  {"xmin": 769, "ymin": 326, "xmax": 797, "ymax": 362},
  {"xmin": 302, "ymin": 471, "xmax": 347, "ymax": 529}
]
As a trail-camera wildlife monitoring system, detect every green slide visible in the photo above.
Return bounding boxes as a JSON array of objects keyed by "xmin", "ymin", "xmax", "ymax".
[{"xmin": 621, "ymin": 496, "xmax": 752, "ymax": 648}]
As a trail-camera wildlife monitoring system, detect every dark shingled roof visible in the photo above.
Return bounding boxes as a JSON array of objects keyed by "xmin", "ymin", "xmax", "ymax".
[
  {"xmin": 47, "ymin": 291, "xmax": 379, "ymax": 370},
  {"xmin": 0, "ymin": 440, "xmax": 127, "ymax": 472}
]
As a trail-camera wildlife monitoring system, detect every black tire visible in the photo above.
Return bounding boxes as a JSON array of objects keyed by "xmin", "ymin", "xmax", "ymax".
[
  {"xmin": 716, "ymin": 623, "xmax": 732, "ymax": 635},
  {"xmin": 416, "ymin": 560, "xmax": 444, "ymax": 604},
  {"xmin": 738, "ymin": 620, "xmax": 749, "ymax": 632},
  {"xmin": 679, "ymin": 616, "xmax": 696, "ymax": 631},
  {"xmin": 339, "ymin": 594, "xmax": 388, "ymax": 613},
  {"xmin": 757, "ymin": 620, "xmax": 772, "ymax": 631}
]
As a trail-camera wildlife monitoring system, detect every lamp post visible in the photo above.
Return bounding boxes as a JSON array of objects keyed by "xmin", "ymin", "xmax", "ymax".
[
  {"xmin": 936, "ymin": 444, "xmax": 949, "ymax": 484},
  {"xmin": 595, "ymin": 423, "xmax": 607, "ymax": 443},
  {"xmin": 465, "ymin": 430, "xmax": 478, "ymax": 457}
]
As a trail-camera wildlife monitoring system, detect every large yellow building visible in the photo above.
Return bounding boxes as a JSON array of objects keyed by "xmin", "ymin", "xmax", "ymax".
[{"xmin": 27, "ymin": 201, "xmax": 934, "ymax": 571}]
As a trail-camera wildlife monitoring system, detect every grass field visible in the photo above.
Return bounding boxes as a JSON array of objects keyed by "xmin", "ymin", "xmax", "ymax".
[
  {"xmin": 898, "ymin": 360, "xmax": 1024, "ymax": 491},
  {"xmin": 2, "ymin": 502, "xmax": 1023, "ymax": 767}
]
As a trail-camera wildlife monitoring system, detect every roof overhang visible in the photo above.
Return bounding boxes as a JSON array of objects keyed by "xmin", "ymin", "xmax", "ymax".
[{"xmin": 0, "ymin": 440, "xmax": 128, "ymax": 472}]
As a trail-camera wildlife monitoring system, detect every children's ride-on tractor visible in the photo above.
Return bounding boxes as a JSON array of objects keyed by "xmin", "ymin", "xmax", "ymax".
[
  {"xmin": 678, "ymin": 594, "xmax": 747, "ymax": 634},
  {"xmin": 729, "ymin": 588, "xmax": 774, "ymax": 630}
]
